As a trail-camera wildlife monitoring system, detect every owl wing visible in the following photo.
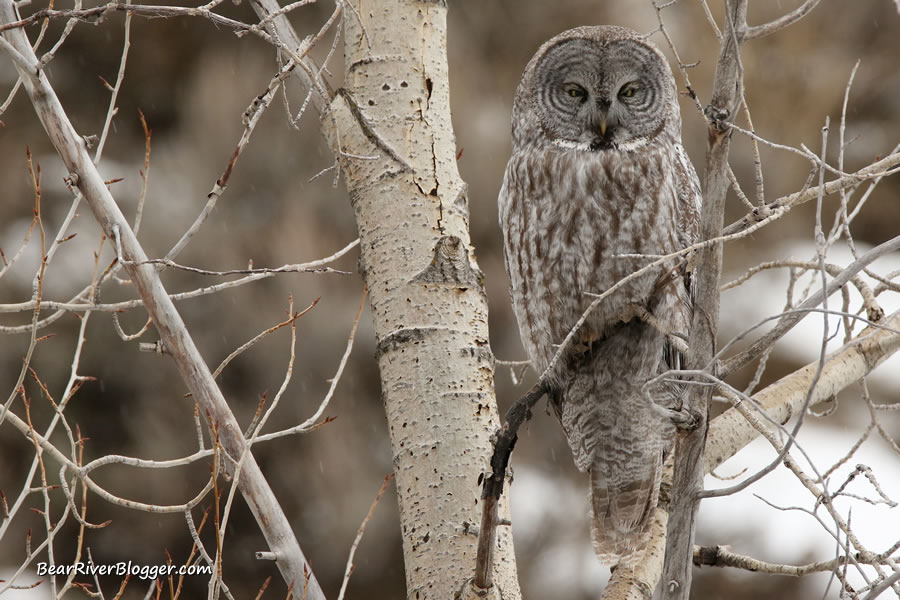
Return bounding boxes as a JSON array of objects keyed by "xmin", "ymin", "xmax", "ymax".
[
  {"xmin": 674, "ymin": 142, "xmax": 702, "ymax": 250},
  {"xmin": 664, "ymin": 143, "xmax": 703, "ymax": 372}
]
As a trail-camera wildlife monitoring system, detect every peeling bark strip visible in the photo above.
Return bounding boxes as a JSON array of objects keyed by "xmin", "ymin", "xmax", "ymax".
[{"xmin": 323, "ymin": 2, "xmax": 519, "ymax": 598}]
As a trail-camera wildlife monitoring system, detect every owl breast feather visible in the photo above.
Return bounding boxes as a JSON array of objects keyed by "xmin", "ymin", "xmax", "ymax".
[{"xmin": 499, "ymin": 146, "xmax": 683, "ymax": 375}]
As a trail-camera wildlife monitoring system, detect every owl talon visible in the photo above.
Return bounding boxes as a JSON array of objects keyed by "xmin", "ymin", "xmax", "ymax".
[
  {"xmin": 704, "ymin": 104, "xmax": 731, "ymax": 130},
  {"xmin": 661, "ymin": 405, "xmax": 700, "ymax": 431}
]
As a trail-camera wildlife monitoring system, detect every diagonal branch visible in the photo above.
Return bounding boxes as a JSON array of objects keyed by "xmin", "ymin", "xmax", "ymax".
[
  {"xmin": 0, "ymin": 4, "xmax": 325, "ymax": 597},
  {"xmin": 692, "ymin": 545, "xmax": 893, "ymax": 576},
  {"xmin": 249, "ymin": 0, "xmax": 334, "ymax": 116},
  {"xmin": 611, "ymin": 308, "xmax": 900, "ymax": 598},
  {"xmin": 705, "ymin": 308, "xmax": 900, "ymax": 475},
  {"xmin": 722, "ymin": 151, "xmax": 900, "ymax": 237},
  {"xmin": 720, "ymin": 235, "xmax": 900, "ymax": 377},
  {"xmin": 474, "ymin": 381, "xmax": 548, "ymax": 590},
  {"xmin": 0, "ymin": 2, "xmax": 268, "ymax": 39}
]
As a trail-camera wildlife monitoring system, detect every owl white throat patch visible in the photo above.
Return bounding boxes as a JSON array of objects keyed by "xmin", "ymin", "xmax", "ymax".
[{"xmin": 551, "ymin": 136, "xmax": 651, "ymax": 153}]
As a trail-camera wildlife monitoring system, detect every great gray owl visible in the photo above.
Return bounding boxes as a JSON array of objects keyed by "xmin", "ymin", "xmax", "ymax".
[{"xmin": 498, "ymin": 25, "xmax": 701, "ymax": 565}]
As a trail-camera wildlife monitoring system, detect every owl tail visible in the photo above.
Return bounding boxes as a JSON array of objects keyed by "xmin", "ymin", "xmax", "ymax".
[{"xmin": 588, "ymin": 450, "xmax": 662, "ymax": 567}]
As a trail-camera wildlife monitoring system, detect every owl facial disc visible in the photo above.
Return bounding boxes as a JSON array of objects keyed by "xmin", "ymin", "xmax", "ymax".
[{"xmin": 522, "ymin": 29, "xmax": 676, "ymax": 153}]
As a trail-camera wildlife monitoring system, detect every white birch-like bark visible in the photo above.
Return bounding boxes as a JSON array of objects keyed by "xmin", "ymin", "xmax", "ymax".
[{"xmin": 322, "ymin": 2, "xmax": 520, "ymax": 598}]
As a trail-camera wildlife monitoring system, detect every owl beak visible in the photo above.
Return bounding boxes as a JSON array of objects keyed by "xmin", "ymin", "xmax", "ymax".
[{"xmin": 591, "ymin": 100, "xmax": 613, "ymax": 139}]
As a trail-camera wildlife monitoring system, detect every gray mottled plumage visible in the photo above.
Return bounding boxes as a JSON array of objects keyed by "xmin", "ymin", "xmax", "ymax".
[{"xmin": 498, "ymin": 26, "xmax": 701, "ymax": 565}]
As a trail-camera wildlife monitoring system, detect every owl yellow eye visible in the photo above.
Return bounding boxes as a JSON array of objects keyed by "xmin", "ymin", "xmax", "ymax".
[
  {"xmin": 619, "ymin": 83, "xmax": 639, "ymax": 98},
  {"xmin": 564, "ymin": 84, "xmax": 587, "ymax": 100}
]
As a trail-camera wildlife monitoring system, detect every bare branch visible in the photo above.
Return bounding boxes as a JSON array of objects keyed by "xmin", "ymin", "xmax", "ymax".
[
  {"xmin": 337, "ymin": 473, "xmax": 395, "ymax": 600},
  {"xmin": 0, "ymin": 5, "xmax": 325, "ymax": 595},
  {"xmin": 693, "ymin": 545, "xmax": 892, "ymax": 576},
  {"xmin": 721, "ymin": 259, "xmax": 883, "ymax": 322},
  {"xmin": 862, "ymin": 571, "xmax": 900, "ymax": 600},
  {"xmin": 0, "ymin": 2, "xmax": 266, "ymax": 40},
  {"xmin": 93, "ymin": 3, "xmax": 131, "ymax": 163},
  {"xmin": 706, "ymin": 309, "xmax": 900, "ymax": 475},
  {"xmin": 0, "ymin": 238, "xmax": 359, "ymax": 318},
  {"xmin": 745, "ymin": 0, "xmax": 823, "ymax": 40},
  {"xmin": 212, "ymin": 298, "xmax": 319, "ymax": 380},
  {"xmin": 721, "ymin": 235, "xmax": 900, "ymax": 376},
  {"xmin": 248, "ymin": 0, "xmax": 333, "ymax": 115},
  {"xmin": 257, "ymin": 286, "xmax": 367, "ymax": 440},
  {"xmin": 1, "ymin": 149, "xmax": 46, "ymax": 429},
  {"xmin": 698, "ymin": 0, "xmax": 722, "ymax": 39},
  {"xmin": 659, "ymin": 2, "xmax": 748, "ymax": 597},
  {"xmin": 722, "ymin": 151, "xmax": 900, "ymax": 237},
  {"xmin": 163, "ymin": 59, "xmax": 299, "ymax": 263},
  {"xmin": 474, "ymin": 381, "xmax": 548, "ymax": 591}
]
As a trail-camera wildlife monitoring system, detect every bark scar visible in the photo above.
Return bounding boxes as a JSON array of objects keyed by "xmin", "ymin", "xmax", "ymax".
[
  {"xmin": 334, "ymin": 88, "xmax": 413, "ymax": 171},
  {"xmin": 412, "ymin": 236, "xmax": 481, "ymax": 288}
]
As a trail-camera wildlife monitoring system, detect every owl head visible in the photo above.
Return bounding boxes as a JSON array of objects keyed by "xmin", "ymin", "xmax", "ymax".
[{"xmin": 512, "ymin": 26, "xmax": 680, "ymax": 153}]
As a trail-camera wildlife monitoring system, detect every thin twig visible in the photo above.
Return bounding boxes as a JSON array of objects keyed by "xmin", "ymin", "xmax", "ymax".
[
  {"xmin": 93, "ymin": 1, "xmax": 131, "ymax": 163},
  {"xmin": 744, "ymin": 0, "xmax": 823, "ymax": 40},
  {"xmin": 720, "ymin": 235, "xmax": 900, "ymax": 376},
  {"xmin": 337, "ymin": 473, "xmax": 395, "ymax": 600},
  {"xmin": 0, "ymin": 239, "xmax": 360, "ymax": 318},
  {"xmin": 253, "ymin": 285, "xmax": 367, "ymax": 442},
  {"xmin": 163, "ymin": 60, "xmax": 299, "ymax": 263},
  {"xmin": 211, "ymin": 298, "xmax": 319, "ymax": 380}
]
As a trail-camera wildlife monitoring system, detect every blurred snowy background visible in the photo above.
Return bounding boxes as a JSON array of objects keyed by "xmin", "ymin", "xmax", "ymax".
[{"xmin": 2, "ymin": 1, "xmax": 899, "ymax": 598}]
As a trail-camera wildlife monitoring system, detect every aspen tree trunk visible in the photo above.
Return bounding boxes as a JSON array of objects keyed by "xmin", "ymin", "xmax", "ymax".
[{"xmin": 322, "ymin": 2, "xmax": 521, "ymax": 598}]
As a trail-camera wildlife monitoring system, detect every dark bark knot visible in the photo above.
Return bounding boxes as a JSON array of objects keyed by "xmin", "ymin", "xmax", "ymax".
[
  {"xmin": 704, "ymin": 104, "xmax": 731, "ymax": 133},
  {"xmin": 412, "ymin": 235, "xmax": 482, "ymax": 288},
  {"xmin": 374, "ymin": 326, "xmax": 438, "ymax": 361}
]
